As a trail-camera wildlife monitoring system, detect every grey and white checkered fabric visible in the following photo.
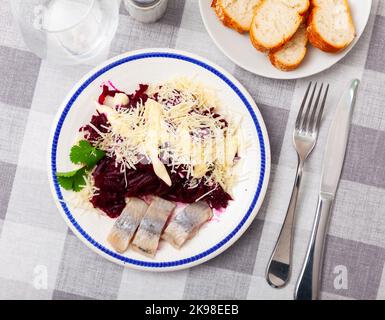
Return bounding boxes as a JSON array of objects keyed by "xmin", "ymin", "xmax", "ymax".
[{"xmin": 0, "ymin": 0, "xmax": 384, "ymax": 300}]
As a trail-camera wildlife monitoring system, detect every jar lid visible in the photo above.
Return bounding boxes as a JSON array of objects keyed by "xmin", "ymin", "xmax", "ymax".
[{"xmin": 131, "ymin": 0, "xmax": 160, "ymax": 8}]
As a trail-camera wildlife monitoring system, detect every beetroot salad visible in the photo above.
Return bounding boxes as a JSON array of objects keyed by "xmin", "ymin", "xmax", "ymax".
[{"xmin": 57, "ymin": 78, "xmax": 242, "ymax": 218}]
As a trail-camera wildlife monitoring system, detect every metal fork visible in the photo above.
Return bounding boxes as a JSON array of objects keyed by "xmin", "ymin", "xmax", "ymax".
[{"xmin": 266, "ymin": 82, "xmax": 329, "ymax": 288}]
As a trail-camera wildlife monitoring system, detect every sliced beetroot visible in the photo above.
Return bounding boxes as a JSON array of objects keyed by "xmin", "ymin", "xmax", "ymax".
[
  {"xmin": 90, "ymin": 157, "xmax": 127, "ymax": 218},
  {"xmin": 125, "ymin": 84, "xmax": 149, "ymax": 108},
  {"xmin": 98, "ymin": 85, "xmax": 123, "ymax": 105},
  {"xmin": 98, "ymin": 84, "xmax": 149, "ymax": 109},
  {"xmin": 83, "ymin": 84, "xmax": 149, "ymax": 143},
  {"xmin": 86, "ymin": 84, "xmax": 232, "ymax": 218},
  {"xmin": 90, "ymin": 156, "xmax": 232, "ymax": 217},
  {"xmin": 80, "ymin": 111, "xmax": 110, "ymax": 143}
]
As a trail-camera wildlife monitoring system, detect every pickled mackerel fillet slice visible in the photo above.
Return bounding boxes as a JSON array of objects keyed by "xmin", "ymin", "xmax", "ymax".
[
  {"xmin": 107, "ymin": 198, "xmax": 149, "ymax": 253},
  {"xmin": 162, "ymin": 201, "xmax": 213, "ymax": 249},
  {"xmin": 131, "ymin": 196, "xmax": 176, "ymax": 257}
]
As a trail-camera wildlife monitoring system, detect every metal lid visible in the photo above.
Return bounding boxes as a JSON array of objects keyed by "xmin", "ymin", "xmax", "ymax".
[{"xmin": 131, "ymin": 0, "xmax": 160, "ymax": 8}]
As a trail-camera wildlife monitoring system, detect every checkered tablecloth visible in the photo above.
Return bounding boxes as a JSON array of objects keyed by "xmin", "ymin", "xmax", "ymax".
[{"xmin": 1, "ymin": 0, "xmax": 384, "ymax": 300}]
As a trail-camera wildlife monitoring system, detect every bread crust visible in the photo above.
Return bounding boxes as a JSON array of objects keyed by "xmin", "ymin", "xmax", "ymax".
[
  {"xmin": 250, "ymin": 15, "xmax": 306, "ymax": 53},
  {"xmin": 211, "ymin": 0, "xmax": 249, "ymax": 34},
  {"xmin": 250, "ymin": 25, "xmax": 274, "ymax": 53},
  {"xmin": 307, "ymin": 0, "xmax": 356, "ymax": 53},
  {"xmin": 250, "ymin": 0, "xmax": 310, "ymax": 53},
  {"xmin": 269, "ymin": 47, "xmax": 307, "ymax": 71},
  {"xmin": 268, "ymin": 24, "xmax": 308, "ymax": 71}
]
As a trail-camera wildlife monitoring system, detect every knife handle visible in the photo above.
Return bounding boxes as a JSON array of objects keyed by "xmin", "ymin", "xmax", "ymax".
[{"xmin": 294, "ymin": 193, "xmax": 333, "ymax": 300}]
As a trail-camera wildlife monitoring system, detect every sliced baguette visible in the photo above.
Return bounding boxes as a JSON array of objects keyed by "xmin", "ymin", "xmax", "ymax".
[
  {"xmin": 269, "ymin": 24, "xmax": 308, "ymax": 71},
  {"xmin": 211, "ymin": 0, "xmax": 263, "ymax": 33},
  {"xmin": 307, "ymin": 0, "xmax": 356, "ymax": 53},
  {"xmin": 250, "ymin": 0, "xmax": 310, "ymax": 52}
]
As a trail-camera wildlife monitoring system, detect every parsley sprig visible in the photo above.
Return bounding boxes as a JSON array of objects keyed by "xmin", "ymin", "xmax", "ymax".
[{"xmin": 56, "ymin": 140, "xmax": 105, "ymax": 192}]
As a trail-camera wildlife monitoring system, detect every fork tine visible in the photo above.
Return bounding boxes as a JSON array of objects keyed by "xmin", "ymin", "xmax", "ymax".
[
  {"xmin": 295, "ymin": 82, "xmax": 312, "ymax": 129},
  {"xmin": 314, "ymin": 84, "xmax": 329, "ymax": 133},
  {"xmin": 308, "ymin": 83, "xmax": 324, "ymax": 132},
  {"xmin": 300, "ymin": 82, "xmax": 317, "ymax": 131}
]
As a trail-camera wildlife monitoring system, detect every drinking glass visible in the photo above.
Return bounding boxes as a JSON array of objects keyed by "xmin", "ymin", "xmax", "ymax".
[{"xmin": 11, "ymin": 0, "xmax": 119, "ymax": 65}]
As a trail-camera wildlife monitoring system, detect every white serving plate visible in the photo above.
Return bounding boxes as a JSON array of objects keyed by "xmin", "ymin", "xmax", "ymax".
[
  {"xmin": 199, "ymin": 0, "xmax": 372, "ymax": 79},
  {"xmin": 48, "ymin": 49, "xmax": 271, "ymax": 271}
]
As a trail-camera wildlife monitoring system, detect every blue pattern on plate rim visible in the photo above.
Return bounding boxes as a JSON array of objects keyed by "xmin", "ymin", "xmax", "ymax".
[{"xmin": 51, "ymin": 52, "xmax": 267, "ymax": 268}]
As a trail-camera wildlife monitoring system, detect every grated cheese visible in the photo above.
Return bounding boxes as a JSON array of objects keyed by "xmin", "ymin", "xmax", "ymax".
[
  {"xmin": 65, "ymin": 170, "xmax": 99, "ymax": 211},
  {"xmin": 88, "ymin": 78, "xmax": 242, "ymax": 193}
]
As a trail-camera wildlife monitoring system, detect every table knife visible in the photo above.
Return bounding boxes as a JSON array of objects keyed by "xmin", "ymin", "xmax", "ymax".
[{"xmin": 294, "ymin": 79, "xmax": 360, "ymax": 300}]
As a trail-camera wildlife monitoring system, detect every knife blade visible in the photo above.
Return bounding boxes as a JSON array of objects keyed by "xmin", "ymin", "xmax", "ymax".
[{"xmin": 320, "ymin": 79, "xmax": 360, "ymax": 197}]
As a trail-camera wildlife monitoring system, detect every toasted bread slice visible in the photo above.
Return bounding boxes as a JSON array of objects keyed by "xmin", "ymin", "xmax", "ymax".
[
  {"xmin": 211, "ymin": 0, "xmax": 263, "ymax": 33},
  {"xmin": 269, "ymin": 24, "xmax": 308, "ymax": 71},
  {"xmin": 307, "ymin": 0, "xmax": 356, "ymax": 53},
  {"xmin": 250, "ymin": 0, "xmax": 310, "ymax": 52}
]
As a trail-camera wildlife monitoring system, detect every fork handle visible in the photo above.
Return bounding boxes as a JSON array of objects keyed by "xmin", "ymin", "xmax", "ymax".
[
  {"xmin": 266, "ymin": 160, "xmax": 304, "ymax": 288},
  {"xmin": 294, "ymin": 194, "xmax": 333, "ymax": 300}
]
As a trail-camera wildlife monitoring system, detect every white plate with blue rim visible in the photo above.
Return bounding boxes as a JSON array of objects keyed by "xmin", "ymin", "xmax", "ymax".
[
  {"xmin": 48, "ymin": 48, "xmax": 271, "ymax": 271},
  {"xmin": 199, "ymin": 0, "xmax": 372, "ymax": 80}
]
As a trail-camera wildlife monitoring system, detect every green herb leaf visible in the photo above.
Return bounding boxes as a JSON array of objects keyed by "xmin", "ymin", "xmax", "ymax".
[
  {"xmin": 56, "ymin": 169, "xmax": 80, "ymax": 178},
  {"xmin": 56, "ymin": 167, "xmax": 87, "ymax": 192},
  {"xmin": 56, "ymin": 140, "xmax": 105, "ymax": 192},
  {"xmin": 70, "ymin": 140, "xmax": 105, "ymax": 168}
]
